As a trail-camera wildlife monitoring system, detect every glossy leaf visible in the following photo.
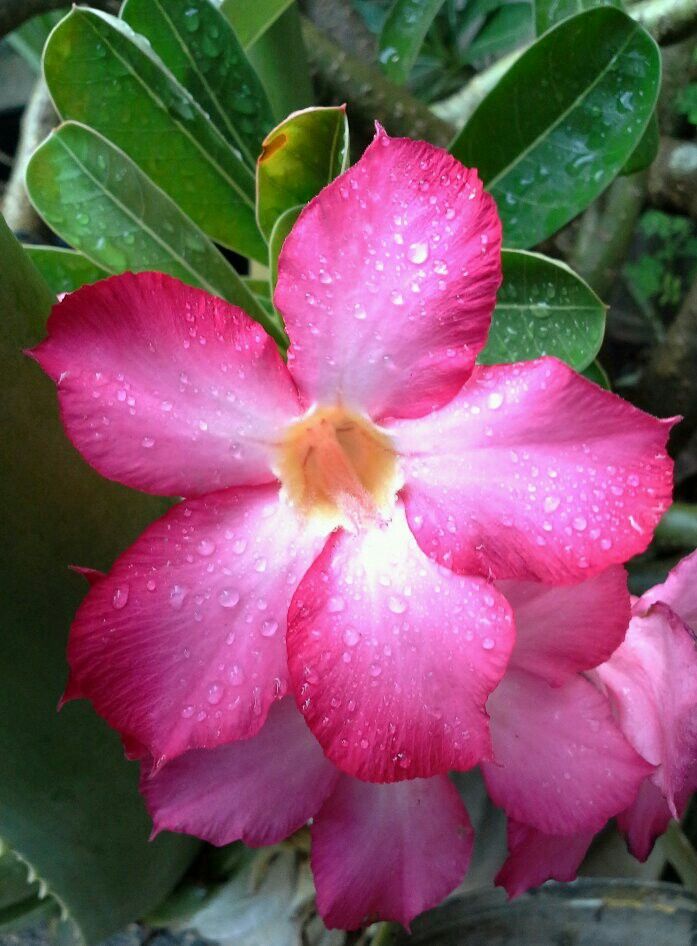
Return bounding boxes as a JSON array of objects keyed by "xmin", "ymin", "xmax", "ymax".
[
  {"xmin": 622, "ymin": 111, "xmax": 659, "ymax": 175},
  {"xmin": 6, "ymin": 11, "xmax": 65, "ymax": 71},
  {"xmin": 479, "ymin": 250, "xmax": 606, "ymax": 370},
  {"xmin": 378, "ymin": 0, "xmax": 447, "ymax": 85},
  {"xmin": 225, "ymin": 2, "xmax": 313, "ymax": 121},
  {"xmin": 220, "ymin": 0, "xmax": 294, "ymax": 48},
  {"xmin": 464, "ymin": 3, "xmax": 534, "ymax": 65},
  {"xmin": 24, "ymin": 246, "xmax": 107, "ymax": 295},
  {"xmin": 0, "ymin": 214, "xmax": 198, "ymax": 944},
  {"xmin": 450, "ymin": 8, "xmax": 660, "ymax": 249},
  {"xmin": 120, "ymin": 0, "xmax": 274, "ymax": 166},
  {"xmin": 43, "ymin": 8, "xmax": 265, "ymax": 260},
  {"xmin": 582, "ymin": 359, "xmax": 611, "ymax": 388},
  {"xmin": 269, "ymin": 204, "xmax": 301, "ymax": 292},
  {"xmin": 256, "ymin": 106, "xmax": 349, "ymax": 241},
  {"xmin": 26, "ymin": 123, "xmax": 282, "ymax": 342},
  {"xmin": 397, "ymin": 880, "xmax": 697, "ymax": 945},
  {"xmin": 533, "ymin": 0, "xmax": 621, "ymax": 36}
]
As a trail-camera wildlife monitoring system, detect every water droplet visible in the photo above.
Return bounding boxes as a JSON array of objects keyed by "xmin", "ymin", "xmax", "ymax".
[
  {"xmin": 112, "ymin": 584, "xmax": 129, "ymax": 609},
  {"xmin": 141, "ymin": 436, "xmax": 155, "ymax": 448},
  {"xmin": 388, "ymin": 595, "xmax": 407, "ymax": 614},
  {"xmin": 218, "ymin": 588, "xmax": 239, "ymax": 608},
  {"xmin": 169, "ymin": 584, "xmax": 187, "ymax": 609},
  {"xmin": 482, "ymin": 637, "xmax": 495, "ymax": 650},
  {"xmin": 343, "ymin": 627, "xmax": 360, "ymax": 646},
  {"xmin": 197, "ymin": 539, "xmax": 215, "ymax": 556},
  {"xmin": 260, "ymin": 619, "xmax": 278, "ymax": 637},
  {"xmin": 487, "ymin": 392, "xmax": 504, "ymax": 410},
  {"xmin": 328, "ymin": 595, "xmax": 345, "ymax": 613},
  {"xmin": 207, "ymin": 682, "xmax": 223, "ymax": 705},
  {"xmin": 407, "ymin": 241, "xmax": 429, "ymax": 264}
]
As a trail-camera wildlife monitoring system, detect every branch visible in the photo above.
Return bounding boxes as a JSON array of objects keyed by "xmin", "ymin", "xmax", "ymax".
[
  {"xmin": 649, "ymin": 137, "xmax": 697, "ymax": 219},
  {"xmin": 300, "ymin": 0, "xmax": 377, "ymax": 64},
  {"xmin": 301, "ymin": 18, "xmax": 454, "ymax": 150},
  {"xmin": 637, "ymin": 274, "xmax": 697, "ymax": 447},
  {"xmin": 631, "ymin": 0, "xmax": 697, "ymax": 45}
]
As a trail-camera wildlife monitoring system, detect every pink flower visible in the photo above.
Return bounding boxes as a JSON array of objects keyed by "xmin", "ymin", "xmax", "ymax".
[
  {"xmin": 29, "ymin": 130, "xmax": 675, "ymax": 922},
  {"xmin": 495, "ymin": 551, "xmax": 697, "ymax": 897}
]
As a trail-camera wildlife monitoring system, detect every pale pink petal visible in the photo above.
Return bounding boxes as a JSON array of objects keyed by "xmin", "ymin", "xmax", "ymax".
[
  {"xmin": 312, "ymin": 775, "xmax": 472, "ymax": 929},
  {"xmin": 482, "ymin": 669, "xmax": 652, "ymax": 834},
  {"xmin": 495, "ymin": 820, "xmax": 594, "ymax": 898},
  {"xmin": 141, "ymin": 698, "xmax": 339, "ymax": 846},
  {"xmin": 287, "ymin": 503, "xmax": 514, "ymax": 782},
  {"xmin": 29, "ymin": 272, "xmax": 300, "ymax": 496},
  {"xmin": 593, "ymin": 602, "xmax": 697, "ymax": 817},
  {"xmin": 67, "ymin": 484, "xmax": 328, "ymax": 765},
  {"xmin": 275, "ymin": 128, "xmax": 501, "ymax": 421},
  {"xmin": 498, "ymin": 567, "xmax": 630, "ymax": 685},
  {"xmin": 636, "ymin": 548, "xmax": 697, "ymax": 630},
  {"xmin": 617, "ymin": 778, "xmax": 672, "ymax": 862},
  {"xmin": 391, "ymin": 357, "xmax": 674, "ymax": 582}
]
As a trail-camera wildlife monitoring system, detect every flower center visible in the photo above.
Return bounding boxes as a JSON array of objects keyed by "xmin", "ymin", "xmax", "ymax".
[{"xmin": 276, "ymin": 406, "xmax": 399, "ymax": 529}]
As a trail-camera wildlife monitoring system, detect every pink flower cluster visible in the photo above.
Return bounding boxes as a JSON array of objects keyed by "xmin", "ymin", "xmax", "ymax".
[{"xmin": 31, "ymin": 130, "xmax": 695, "ymax": 930}]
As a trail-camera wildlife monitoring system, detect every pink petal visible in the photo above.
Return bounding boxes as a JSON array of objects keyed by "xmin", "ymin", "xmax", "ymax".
[
  {"xmin": 495, "ymin": 820, "xmax": 594, "ymax": 898},
  {"xmin": 391, "ymin": 357, "xmax": 674, "ymax": 581},
  {"xmin": 286, "ymin": 503, "xmax": 514, "ymax": 782},
  {"xmin": 498, "ymin": 566, "xmax": 630, "ymax": 685},
  {"xmin": 617, "ymin": 778, "xmax": 672, "ymax": 862},
  {"xmin": 275, "ymin": 127, "xmax": 501, "ymax": 421},
  {"xmin": 67, "ymin": 484, "xmax": 328, "ymax": 765},
  {"xmin": 593, "ymin": 602, "xmax": 697, "ymax": 817},
  {"xmin": 29, "ymin": 272, "xmax": 300, "ymax": 496},
  {"xmin": 482, "ymin": 669, "xmax": 652, "ymax": 835},
  {"xmin": 311, "ymin": 774, "xmax": 473, "ymax": 930},
  {"xmin": 141, "ymin": 698, "xmax": 339, "ymax": 846},
  {"xmin": 636, "ymin": 548, "xmax": 697, "ymax": 630}
]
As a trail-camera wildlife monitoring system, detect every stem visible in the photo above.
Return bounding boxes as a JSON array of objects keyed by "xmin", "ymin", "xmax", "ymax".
[
  {"xmin": 661, "ymin": 822, "xmax": 697, "ymax": 895},
  {"xmin": 654, "ymin": 503, "xmax": 697, "ymax": 551},
  {"xmin": 301, "ymin": 18, "xmax": 454, "ymax": 150},
  {"xmin": 649, "ymin": 138, "xmax": 697, "ymax": 220},
  {"xmin": 371, "ymin": 922, "xmax": 396, "ymax": 946},
  {"xmin": 569, "ymin": 172, "xmax": 647, "ymax": 297}
]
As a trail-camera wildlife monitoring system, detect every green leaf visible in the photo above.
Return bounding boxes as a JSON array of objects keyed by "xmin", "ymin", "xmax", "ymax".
[
  {"xmin": 23, "ymin": 246, "xmax": 107, "ymax": 294},
  {"xmin": 450, "ymin": 8, "xmax": 660, "ymax": 249},
  {"xmin": 6, "ymin": 11, "xmax": 66, "ymax": 72},
  {"xmin": 533, "ymin": 0, "xmax": 622, "ymax": 36},
  {"xmin": 220, "ymin": 0, "xmax": 294, "ymax": 48},
  {"xmin": 397, "ymin": 880, "xmax": 697, "ymax": 945},
  {"xmin": 43, "ymin": 8, "xmax": 265, "ymax": 261},
  {"xmin": 26, "ymin": 123, "xmax": 282, "ymax": 343},
  {"xmin": 120, "ymin": 0, "xmax": 274, "ymax": 167},
  {"xmin": 621, "ymin": 110, "xmax": 659, "ymax": 175},
  {"xmin": 479, "ymin": 250, "xmax": 606, "ymax": 370},
  {"xmin": 269, "ymin": 204, "xmax": 302, "ymax": 292},
  {"xmin": 0, "ymin": 214, "xmax": 198, "ymax": 944},
  {"xmin": 378, "ymin": 0, "xmax": 447, "ymax": 85},
  {"xmin": 256, "ymin": 106, "xmax": 349, "ymax": 241},
  {"xmin": 464, "ymin": 3, "xmax": 534, "ymax": 65},
  {"xmin": 224, "ymin": 3, "xmax": 313, "ymax": 121},
  {"xmin": 582, "ymin": 358, "xmax": 611, "ymax": 388}
]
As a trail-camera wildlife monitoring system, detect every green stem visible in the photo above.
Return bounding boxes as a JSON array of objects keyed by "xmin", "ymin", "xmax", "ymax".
[{"xmin": 371, "ymin": 922, "xmax": 396, "ymax": 946}]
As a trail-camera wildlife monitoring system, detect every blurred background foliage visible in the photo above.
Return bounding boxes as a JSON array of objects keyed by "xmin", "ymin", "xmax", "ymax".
[{"xmin": 0, "ymin": 0, "xmax": 696, "ymax": 944}]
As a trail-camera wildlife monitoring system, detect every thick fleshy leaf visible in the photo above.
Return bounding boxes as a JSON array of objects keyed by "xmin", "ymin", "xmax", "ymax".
[
  {"xmin": 464, "ymin": 3, "xmax": 533, "ymax": 65},
  {"xmin": 312, "ymin": 775, "xmax": 473, "ymax": 930},
  {"xmin": 223, "ymin": 1, "xmax": 313, "ymax": 122},
  {"xmin": 30, "ymin": 272, "xmax": 299, "ymax": 497},
  {"xmin": 479, "ymin": 250, "xmax": 606, "ymax": 371},
  {"xmin": 392, "ymin": 357, "xmax": 674, "ymax": 582},
  {"xmin": 450, "ymin": 8, "xmax": 661, "ymax": 248},
  {"xmin": 0, "ymin": 215, "xmax": 196, "ymax": 943},
  {"xmin": 618, "ymin": 778, "xmax": 672, "ymax": 862},
  {"xmin": 26, "ymin": 123, "xmax": 278, "ymax": 339},
  {"xmin": 495, "ymin": 820, "xmax": 594, "ymax": 898},
  {"xmin": 23, "ymin": 246, "xmax": 107, "ymax": 295},
  {"xmin": 120, "ymin": 0, "xmax": 274, "ymax": 166},
  {"xmin": 66, "ymin": 484, "xmax": 328, "ymax": 765},
  {"xmin": 269, "ymin": 205, "xmax": 302, "ymax": 295},
  {"xmin": 498, "ymin": 566, "xmax": 630, "ymax": 685},
  {"xmin": 43, "ymin": 8, "xmax": 265, "ymax": 260},
  {"xmin": 636, "ymin": 548, "xmax": 697, "ymax": 630},
  {"xmin": 622, "ymin": 111, "xmax": 659, "ymax": 176},
  {"xmin": 594, "ymin": 602, "xmax": 697, "ymax": 816},
  {"xmin": 287, "ymin": 504, "xmax": 514, "ymax": 782},
  {"xmin": 256, "ymin": 106, "xmax": 349, "ymax": 241},
  {"xmin": 534, "ymin": 0, "xmax": 621, "ymax": 35},
  {"xmin": 142, "ymin": 698, "xmax": 338, "ymax": 846},
  {"xmin": 276, "ymin": 129, "xmax": 502, "ymax": 421},
  {"xmin": 378, "ymin": 0, "xmax": 447, "ymax": 84},
  {"xmin": 483, "ymin": 669, "xmax": 652, "ymax": 834}
]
